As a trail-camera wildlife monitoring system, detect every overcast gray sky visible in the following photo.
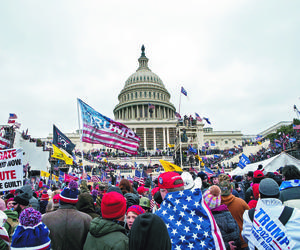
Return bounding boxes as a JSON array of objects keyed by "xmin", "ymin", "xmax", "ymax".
[{"xmin": 1, "ymin": 0, "xmax": 299, "ymax": 138}]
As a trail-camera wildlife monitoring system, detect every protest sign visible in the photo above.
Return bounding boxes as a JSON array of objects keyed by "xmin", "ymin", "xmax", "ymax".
[
  {"xmin": 250, "ymin": 200, "xmax": 295, "ymax": 250},
  {"xmin": 0, "ymin": 148, "xmax": 23, "ymax": 191}
]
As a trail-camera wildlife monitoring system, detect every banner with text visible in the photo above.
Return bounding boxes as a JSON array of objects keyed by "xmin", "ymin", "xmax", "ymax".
[{"xmin": 0, "ymin": 148, "xmax": 23, "ymax": 191}]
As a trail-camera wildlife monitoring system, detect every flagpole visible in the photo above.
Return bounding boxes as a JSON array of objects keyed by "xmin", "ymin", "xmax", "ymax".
[
  {"xmin": 77, "ymin": 99, "xmax": 85, "ymax": 174},
  {"xmin": 179, "ymin": 87, "xmax": 182, "ymax": 115}
]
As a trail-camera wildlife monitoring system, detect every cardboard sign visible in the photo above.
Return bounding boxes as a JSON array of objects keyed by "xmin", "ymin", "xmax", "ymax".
[{"xmin": 0, "ymin": 148, "xmax": 23, "ymax": 191}]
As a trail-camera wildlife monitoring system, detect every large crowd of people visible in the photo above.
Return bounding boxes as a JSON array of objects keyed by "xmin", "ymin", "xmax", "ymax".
[{"xmin": 0, "ymin": 162, "xmax": 300, "ymax": 249}]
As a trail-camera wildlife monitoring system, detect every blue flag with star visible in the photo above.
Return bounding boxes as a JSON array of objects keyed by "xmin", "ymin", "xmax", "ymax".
[{"xmin": 155, "ymin": 188, "xmax": 225, "ymax": 250}]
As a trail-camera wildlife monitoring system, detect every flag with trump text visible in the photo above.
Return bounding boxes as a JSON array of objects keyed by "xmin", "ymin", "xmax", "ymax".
[
  {"xmin": 78, "ymin": 98, "xmax": 140, "ymax": 155},
  {"xmin": 155, "ymin": 188, "xmax": 225, "ymax": 249},
  {"xmin": 53, "ymin": 125, "xmax": 76, "ymax": 155}
]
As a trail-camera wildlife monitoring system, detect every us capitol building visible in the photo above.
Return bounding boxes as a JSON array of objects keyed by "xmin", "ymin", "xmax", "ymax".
[{"xmin": 48, "ymin": 46, "xmax": 243, "ymax": 153}]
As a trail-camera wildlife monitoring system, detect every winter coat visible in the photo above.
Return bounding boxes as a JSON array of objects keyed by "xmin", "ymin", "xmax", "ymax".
[
  {"xmin": 221, "ymin": 194, "xmax": 249, "ymax": 248},
  {"xmin": 280, "ymin": 185, "xmax": 300, "ymax": 209},
  {"xmin": 42, "ymin": 204, "xmax": 92, "ymax": 250},
  {"xmin": 83, "ymin": 217, "xmax": 129, "ymax": 250},
  {"xmin": 0, "ymin": 210, "xmax": 18, "ymax": 250},
  {"xmin": 76, "ymin": 193, "xmax": 100, "ymax": 219},
  {"xmin": 211, "ymin": 204, "xmax": 241, "ymax": 250}
]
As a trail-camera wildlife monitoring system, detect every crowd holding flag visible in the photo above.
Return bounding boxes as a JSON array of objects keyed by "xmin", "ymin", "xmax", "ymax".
[
  {"xmin": 204, "ymin": 166, "xmax": 215, "ymax": 177},
  {"xmin": 78, "ymin": 98, "xmax": 140, "ymax": 155},
  {"xmin": 238, "ymin": 153, "xmax": 251, "ymax": 169}
]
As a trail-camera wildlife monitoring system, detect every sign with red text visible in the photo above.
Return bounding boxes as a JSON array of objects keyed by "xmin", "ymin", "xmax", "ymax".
[{"xmin": 0, "ymin": 148, "xmax": 23, "ymax": 191}]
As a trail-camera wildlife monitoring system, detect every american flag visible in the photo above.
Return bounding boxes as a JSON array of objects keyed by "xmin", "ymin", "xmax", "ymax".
[
  {"xmin": 133, "ymin": 169, "xmax": 145, "ymax": 185},
  {"xmin": 155, "ymin": 188, "xmax": 225, "ymax": 249},
  {"xmin": 148, "ymin": 103, "xmax": 155, "ymax": 109},
  {"xmin": 175, "ymin": 112, "xmax": 181, "ymax": 119},
  {"xmin": 9, "ymin": 113, "xmax": 17, "ymax": 119},
  {"xmin": 91, "ymin": 175, "xmax": 101, "ymax": 183},
  {"xmin": 195, "ymin": 112, "xmax": 202, "ymax": 122},
  {"xmin": 204, "ymin": 166, "xmax": 215, "ymax": 178},
  {"xmin": 78, "ymin": 99, "xmax": 140, "ymax": 155},
  {"xmin": 0, "ymin": 137, "xmax": 10, "ymax": 149}
]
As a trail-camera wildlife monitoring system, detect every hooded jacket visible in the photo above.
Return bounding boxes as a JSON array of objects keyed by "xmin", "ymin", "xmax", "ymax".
[
  {"xmin": 221, "ymin": 194, "xmax": 249, "ymax": 248},
  {"xmin": 83, "ymin": 217, "xmax": 128, "ymax": 250},
  {"xmin": 76, "ymin": 193, "xmax": 99, "ymax": 218}
]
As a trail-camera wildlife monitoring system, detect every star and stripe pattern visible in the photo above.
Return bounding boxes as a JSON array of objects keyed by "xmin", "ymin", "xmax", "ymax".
[{"xmin": 155, "ymin": 188, "xmax": 225, "ymax": 250}]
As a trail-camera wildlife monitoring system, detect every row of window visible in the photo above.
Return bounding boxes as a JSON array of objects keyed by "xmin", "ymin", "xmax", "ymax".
[
  {"xmin": 122, "ymin": 91, "xmax": 167, "ymax": 102},
  {"xmin": 205, "ymin": 140, "xmax": 236, "ymax": 145},
  {"xmin": 128, "ymin": 75, "xmax": 160, "ymax": 84}
]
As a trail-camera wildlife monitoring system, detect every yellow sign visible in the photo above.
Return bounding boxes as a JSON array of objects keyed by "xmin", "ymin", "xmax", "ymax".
[
  {"xmin": 159, "ymin": 160, "xmax": 183, "ymax": 172},
  {"xmin": 168, "ymin": 144, "xmax": 175, "ymax": 148}
]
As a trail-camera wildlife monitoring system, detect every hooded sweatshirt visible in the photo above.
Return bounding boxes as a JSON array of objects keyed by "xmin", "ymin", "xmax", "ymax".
[
  {"xmin": 76, "ymin": 193, "xmax": 99, "ymax": 218},
  {"xmin": 129, "ymin": 213, "xmax": 171, "ymax": 250},
  {"xmin": 83, "ymin": 217, "xmax": 128, "ymax": 250}
]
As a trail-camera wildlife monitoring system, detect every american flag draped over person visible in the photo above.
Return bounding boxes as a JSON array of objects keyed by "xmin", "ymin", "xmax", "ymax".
[
  {"xmin": 155, "ymin": 188, "xmax": 225, "ymax": 250},
  {"xmin": 78, "ymin": 98, "xmax": 141, "ymax": 155}
]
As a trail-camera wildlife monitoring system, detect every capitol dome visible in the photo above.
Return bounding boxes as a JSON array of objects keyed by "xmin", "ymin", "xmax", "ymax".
[{"xmin": 114, "ymin": 45, "xmax": 176, "ymax": 122}]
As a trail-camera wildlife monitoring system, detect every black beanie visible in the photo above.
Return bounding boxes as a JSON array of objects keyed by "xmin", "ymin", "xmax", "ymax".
[
  {"xmin": 14, "ymin": 185, "xmax": 33, "ymax": 206},
  {"xmin": 129, "ymin": 213, "xmax": 171, "ymax": 250}
]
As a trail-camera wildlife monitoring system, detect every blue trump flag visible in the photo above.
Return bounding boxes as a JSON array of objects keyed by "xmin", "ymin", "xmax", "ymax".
[
  {"xmin": 181, "ymin": 86, "xmax": 187, "ymax": 96},
  {"xmin": 238, "ymin": 154, "xmax": 250, "ymax": 169}
]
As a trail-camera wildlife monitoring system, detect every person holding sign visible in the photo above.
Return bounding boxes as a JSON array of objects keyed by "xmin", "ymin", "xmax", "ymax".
[{"xmin": 242, "ymin": 178, "xmax": 300, "ymax": 250}]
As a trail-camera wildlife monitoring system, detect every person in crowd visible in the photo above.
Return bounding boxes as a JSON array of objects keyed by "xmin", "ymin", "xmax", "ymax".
[
  {"xmin": 211, "ymin": 174, "xmax": 219, "ymax": 185},
  {"xmin": 220, "ymin": 179, "xmax": 250, "ymax": 250},
  {"xmin": 84, "ymin": 191, "xmax": 129, "ymax": 250},
  {"xmin": 76, "ymin": 192, "xmax": 99, "ymax": 218},
  {"xmin": 204, "ymin": 185, "xmax": 241, "ymax": 250},
  {"xmin": 279, "ymin": 164, "xmax": 300, "ymax": 209},
  {"xmin": 124, "ymin": 193, "xmax": 140, "ymax": 209},
  {"xmin": 29, "ymin": 191, "xmax": 40, "ymax": 211},
  {"xmin": 242, "ymin": 178, "xmax": 300, "ymax": 249},
  {"xmin": 119, "ymin": 179, "xmax": 134, "ymax": 195},
  {"xmin": 6, "ymin": 198, "xmax": 15, "ymax": 211},
  {"xmin": 245, "ymin": 170, "xmax": 264, "ymax": 203},
  {"xmin": 13, "ymin": 185, "xmax": 33, "ymax": 216},
  {"xmin": 42, "ymin": 180, "xmax": 92, "ymax": 250},
  {"xmin": 198, "ymin": 171, "xmax": 210, "ymax": 192},
  {"xmin": 137, "ymin": 186, "xmax": 149, "ymax": 197},
  {"xmin": 155, "ymin": 171, "xmax": 225, "ymax": 249},
  {"xmin": 243, "ymin": 171, "xmax": 253, "ymax": 193},
  {"xmin": 79, "ymin": 180, "xmax": 90, "ymax": 194},
  {"xmin": 139, "ymin": 197, "xmax": 151, "ymax": 213},
  {"xmin": 126, "ymin": 205, "xmax": 145, "ymax": 230},
  {"xmin": 0, "ymin": 210, "xmax": 9, "ymax": 250},
  {"xmin": 129, "ymin": 213, "xmax": 171, "ymax": 250},
  {"xmin": 46, "ymin": 191, "xmax": 60, "ymax": 213},
  {"xmin": 11, "ymin": 207, "xmax": 51, "ymax": 249},
  {"xmin": 39, "ymin": 189, "xmax": 49, "ymax": 214}
]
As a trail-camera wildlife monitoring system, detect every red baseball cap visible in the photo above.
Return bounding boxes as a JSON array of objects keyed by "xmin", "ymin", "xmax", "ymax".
[
  {"xmin": 137, "ymin": 186, "xmax": 149, "ymax": 195},
  {"xmin": 158, "ymin": 172, "xmax": 184, "ymax": 189},
  {"xmin": 254, "ymin": 170, "xmax": 264, "ymax": 179}
]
